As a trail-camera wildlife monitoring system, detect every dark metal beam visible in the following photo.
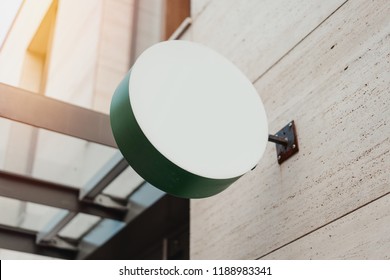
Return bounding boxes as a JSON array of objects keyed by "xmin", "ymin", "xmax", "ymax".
[
  {"xmin": 0, "ymin": 83, "xmax": 117, "ymax": 148},
  {"xmin": 84, "ymin": 195, "xmax": 189, "ymax": 260},
  {"xmin": 36, "ymin": 211, "xmax": 78, "ymax": 251},
  {"xmin": 0, "ymin": 170, "xmax": 125, "ymax": 220},
  {"xmin": 79, "ymin": 152, "xmax": 132, "ymax": 212},
  {"xmin": 80, "ymin": 152, "xmax": 129, "ymax": 200},
  {"xmin": 0, "ymin": 225, "xmax": 76, "ymax": 259}
]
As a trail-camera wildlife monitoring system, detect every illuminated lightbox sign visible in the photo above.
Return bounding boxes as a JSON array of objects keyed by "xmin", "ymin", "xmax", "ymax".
[{"xmin": 110, "ymin": 41, "xmax": 268, "ymax": 198}]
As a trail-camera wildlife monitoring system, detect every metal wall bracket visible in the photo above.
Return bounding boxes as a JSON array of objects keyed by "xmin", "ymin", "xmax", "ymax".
[{"xmin": 268, "ymin": 120, "xmax": 299, "ymax": 164}]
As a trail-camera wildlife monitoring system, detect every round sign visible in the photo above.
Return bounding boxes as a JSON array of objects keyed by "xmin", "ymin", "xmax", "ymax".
[{"xmin": 110, "ymin": 40, "xmax": 268, "ymax": 198}]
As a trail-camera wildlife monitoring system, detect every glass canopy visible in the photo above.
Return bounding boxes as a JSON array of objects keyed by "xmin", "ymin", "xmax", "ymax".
[
  {"xmin": 0, "ymin": 196, "xmax": 60, "ymax": 232},
  {"xmin": 0, "ymin": 113, "xmax": 166, "ymax": 259},
  {"xmin": 0, "ymin": 117, "xmax": 117, "ymax": 188}
]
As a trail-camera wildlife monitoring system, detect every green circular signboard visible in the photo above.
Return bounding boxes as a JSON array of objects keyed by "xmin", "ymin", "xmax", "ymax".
[{"xmin": 110, "ymin": 41, "xmax": 268, "ymax": 198}]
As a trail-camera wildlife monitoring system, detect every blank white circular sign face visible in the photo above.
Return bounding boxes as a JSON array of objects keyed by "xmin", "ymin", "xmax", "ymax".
[{"xmin": 129, "ymin": 41, "xmax": 268, "ymax": 179}]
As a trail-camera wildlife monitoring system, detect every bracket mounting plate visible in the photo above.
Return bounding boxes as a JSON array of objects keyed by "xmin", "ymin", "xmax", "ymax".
[{"xmin": 274, "ymin": 120, "xmax": 299, "ymax": 164}]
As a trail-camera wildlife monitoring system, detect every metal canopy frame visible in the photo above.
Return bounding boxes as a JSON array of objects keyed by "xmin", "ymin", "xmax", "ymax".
[
  {"xmin": 36, "ymin": 211, "xmax": 79, "ymax": 251},
  {"xmin": 0, "ymin": 80, "xmax": 189, "ymax": 259},
  {"xmin": 0, "ymin": 224, "xmax": 77, "ymax": 259},
  {"xmin": 0, "ymin": 83, "xmax": 117, "ymax": 148},
  {"xmin": 0, "ymin": 170, "xmax": 126, "ymax": 220},
  {"xmin": 79, "ymin": 152, "xmax": 134, "ymax": 211},
  {"xmin": 0, "ymin": 84, "xmax": 127, "ymax": 257}
]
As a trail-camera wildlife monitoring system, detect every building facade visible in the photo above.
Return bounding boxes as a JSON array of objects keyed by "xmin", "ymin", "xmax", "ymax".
[{"xmin": 0, "ymin": 0, "xmax": 389, "ymax": 259}]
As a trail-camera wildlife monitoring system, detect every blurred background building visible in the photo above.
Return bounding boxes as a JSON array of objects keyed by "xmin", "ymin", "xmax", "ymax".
[{"xmin": 0, "ymin": 0, "xmax": 389, "ymax": 260}]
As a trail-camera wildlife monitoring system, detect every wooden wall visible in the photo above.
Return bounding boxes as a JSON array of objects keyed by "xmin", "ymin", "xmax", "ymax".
[{"xmin": 185, "ymin": 0, "xmax": 390, "ymax": 259}]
